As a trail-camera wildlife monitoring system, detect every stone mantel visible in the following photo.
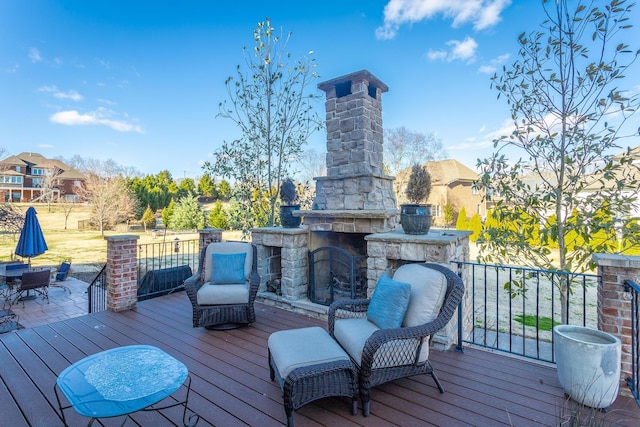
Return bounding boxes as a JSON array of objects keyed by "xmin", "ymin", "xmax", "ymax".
[
  {"xmin": 365, "ymin": 229, "xmax": 471, "ymax": 245},
  {"xmin": 294, "ymin": 209, "xmax": 399, "ymax": 219},
  {"xmin": 297, "ymin": 209, "xmax": 399, "ymax": 234}
]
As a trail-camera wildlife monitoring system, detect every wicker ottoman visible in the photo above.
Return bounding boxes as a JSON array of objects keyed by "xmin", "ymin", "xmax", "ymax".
[{"xmin": 268, "ymin": 326, "xmax": 358, "ymax": 427}]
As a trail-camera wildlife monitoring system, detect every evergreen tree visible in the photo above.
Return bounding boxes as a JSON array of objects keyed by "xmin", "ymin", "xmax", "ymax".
[
  {"xmin": 469, "ymin": 213, "xmax": 483, "ymax": 242},
  {"xmin": 169, "ymin": 194, "xmax": 205, "ymax": 230},
  {"xmin": 208, "ymin": 200, "xmax": 228, "ymax": 229},
  {"xmin": 140, "ymin": 206, "xmax": 156, "ymax": 231},
  {"xmin": 456, "ymin": 206, "xmax": 469, "ymax": 230}
]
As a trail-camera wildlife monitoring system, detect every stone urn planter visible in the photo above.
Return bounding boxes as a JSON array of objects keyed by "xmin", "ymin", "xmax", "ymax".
[
  {"xmin": 400, "ymin": 204, "xmax": 432, "ymax": 235},
  {"xmin": 553, "ymin": 325, "xmax": 621, "ymax": 409},
  {"xmin": 279, "ymin": 178, "xmax": 301, "ymax": 228},
  {"xmin": 279, "ymin": 204, "xmax": 301, "ymax": 228}
]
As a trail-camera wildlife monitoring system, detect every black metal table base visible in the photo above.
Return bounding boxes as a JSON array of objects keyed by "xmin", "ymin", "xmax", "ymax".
[{"xmin": 55, "ymin": 374, "xmax": 200, "ymax": 427}]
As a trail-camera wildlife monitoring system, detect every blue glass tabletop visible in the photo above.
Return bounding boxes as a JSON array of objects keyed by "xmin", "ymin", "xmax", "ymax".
[{"xmin": 56, "ymin": 345, "xmax": 188, "ymax": 418}]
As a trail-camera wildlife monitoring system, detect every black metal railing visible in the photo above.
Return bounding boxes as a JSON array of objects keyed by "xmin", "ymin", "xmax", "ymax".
[
  {"xmin": 624, "ymin": 279, "xmax": 640, "ymax": 407},
  {"xmin": 87, "ymin": 264, "xmax": 107, "ymax": 313},
  {"xmin": 454, "ymin": 261, "xmax": 598, "ymax": 363},
  {"xmin": 137, "ymin": 238, "xmax": 198, "ymax": 300}
]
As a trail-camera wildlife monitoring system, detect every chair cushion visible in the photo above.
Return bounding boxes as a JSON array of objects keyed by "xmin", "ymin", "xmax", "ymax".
[
  {"xmin": 204, "ymin": 242, "xmax": 253, "ymax": 282},
  {"xmin": 211, "ymin": 252, "xmax": 246, "ymax": 284},
  {"xmin": 393, "ymin": 264, "xmax": 447, "ymax": 328},
  {"xmin": 367, "ymin": 275, "xmax": 411, "ymax": 329},
  {"xmin": 196, "ymin": 282, "xmax": 249, "ymax": 305},
  {"xmin": 268, "ymin": 326, "xmax": 350, "ymax": 380},
  {"xmin": 333, "ymin": 318, "xmax": 380, "ymax": 366},
  {"xmin": 334, "ymin": 318, "xmax": 426, "ymax": 367}
]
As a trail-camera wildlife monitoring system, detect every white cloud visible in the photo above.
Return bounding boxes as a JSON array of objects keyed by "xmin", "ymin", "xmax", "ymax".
[
  {"xmin": 449, "ymin": 37, "xmax": 478, "ymax": 61},
  {"xmin": 38, "ymin": 85, "xmax": 84, "ymax": 101},
  {"xmin": 376, "ymin": 0, "xmax": 511, "ymax": 39},
  {"xmin": 427, "ymin": 37, "xmax": 478, "ymax": 62},
  {"xmin": 6, "ymin": 63, "xmax": 19, "ymax": 73},
  {"xmin": 50, "ymin": 108, "xmax": 143, "ymax": 133},
  {"xmin": 29, "ymin": 47, "xmax": 42, "ymax": 63},
  {"xmin": 427, "ymin": 49, "xmax": 448, "ymax": 60},
  {"xmin": 38, "ymin": 143, "xmax": 54, "ymax": 148},
  {"xmin": 478, "ymin": 53, "xmax": 510, "ymax": 74},
  {"xmin": 478, "ymin": 64, "xmax": 496, "ymax": 74}
]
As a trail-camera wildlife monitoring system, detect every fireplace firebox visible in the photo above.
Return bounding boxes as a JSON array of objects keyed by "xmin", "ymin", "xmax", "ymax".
[{"xmin": 308, "ymin": 246, "xmax": 367, "ymax": 305}]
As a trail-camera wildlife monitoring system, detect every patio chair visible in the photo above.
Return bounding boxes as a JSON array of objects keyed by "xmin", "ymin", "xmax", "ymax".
[
  {"xmin": 51, "ymin": 262, "xmax": 72, "ymax": 294},
  {"xmin": 13, "ymin": 269, "xmax": 50, "ymax": 307},
  {"xmin": 328, "ymin": 262, "xmax": 464, "ymax": 416},
  {"xmin": 184, "ymin": 241, "xmax": 260, "ymax": 330}
]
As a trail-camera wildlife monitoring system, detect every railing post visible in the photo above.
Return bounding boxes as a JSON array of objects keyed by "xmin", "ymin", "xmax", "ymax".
[
  {"xmin": 105, "ymin": 235, "xmax": 140, "ymax": 312},
  {"xmin": 198, "ymin": 228, "xmax": 223, "ymax": 256},
  {"xmin": 593, "ymin": 253, "xmax": 640, "ymax": 398}
]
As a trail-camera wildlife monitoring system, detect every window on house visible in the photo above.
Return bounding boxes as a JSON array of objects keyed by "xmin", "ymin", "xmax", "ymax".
[
  {"xmin": 472, "ymin": 185, "xmax": 479, "ymax": 195},
  {"xmin": 477, "ymin": 204, "xmax": 482, "ymax": 214},
  {"xmin": 434, "ymin": 204, "xmax": 442, "ymax": 217},
  {"xmin": 16, "ymin": 166, "xmax": 21, "ymax": 172},
  {"xmin": 32, "ymin": 168, "xmax": 44, "ymax": 175},
  {"xmin": 32, "ymin": 178, "xmax": 43, "ymax": 187},
  {"xmin": 74, "ymin": 180, "xmax": 81, "ymax": 187}
]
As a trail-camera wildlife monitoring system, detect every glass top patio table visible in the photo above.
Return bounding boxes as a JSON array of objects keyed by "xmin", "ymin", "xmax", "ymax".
[{"xmin": 56, "ymin": 345, "xmax": 188, "ymax": 419}]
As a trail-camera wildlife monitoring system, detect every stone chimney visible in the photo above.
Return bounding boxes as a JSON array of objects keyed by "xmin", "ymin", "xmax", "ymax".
[{"xmin": 299, "ymin": 70, "xmax": 398, "ymax": 235}]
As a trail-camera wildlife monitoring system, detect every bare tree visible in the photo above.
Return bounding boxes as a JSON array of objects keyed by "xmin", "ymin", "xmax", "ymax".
[
  {"xmin": 0, "ymin": 203, "xmax": 23, "ymax": 236},
  {"xmin": 207, "ymin": 18, "xmax": 322, "ymax": 231},
  {"xmin": 38, "ymin": 163, "xmax": 63, "ymax": 212},
  {"xmin": 57, "ymin": 193, "xmax": 75, "ymax": 230},
  {"xmin": 76, "ymin": 161, "xmax": 137, "ymax": 236},
  {"xmin": 476, "ymin": 0, "xmax": 640, "ymax": 323},
  {"xmin": 383, "ymin": 127, "xmax": 448, "ymax": 176}
]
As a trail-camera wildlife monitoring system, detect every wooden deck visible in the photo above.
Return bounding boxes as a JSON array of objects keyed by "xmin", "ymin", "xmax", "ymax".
[{"xmin": 1, "ymin": 293, "xmax": 638, "ymax": 427}]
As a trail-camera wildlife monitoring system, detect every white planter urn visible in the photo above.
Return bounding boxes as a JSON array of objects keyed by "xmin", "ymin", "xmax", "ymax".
[{"xmin": 553, "ymin": 325, "xmax": 621, "ymax": 409}]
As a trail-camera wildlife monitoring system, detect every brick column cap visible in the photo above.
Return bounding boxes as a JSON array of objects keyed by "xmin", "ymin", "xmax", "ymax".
[
  {"xmin": 104, "ymin": 235, "xmax": 140, "ymax": 242},
  {"xmin": 593, "ymin": 253, "xmax": 640, "ymax": 268},
  {"xmin": 198, "ymin": 228, "xmax": 223, "ymax": 234}
]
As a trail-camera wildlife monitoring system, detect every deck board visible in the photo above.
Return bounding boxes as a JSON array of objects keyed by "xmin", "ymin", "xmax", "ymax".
[{"xmin": 1, "ymin": 292, "xmax": 639, "ymax": 426}]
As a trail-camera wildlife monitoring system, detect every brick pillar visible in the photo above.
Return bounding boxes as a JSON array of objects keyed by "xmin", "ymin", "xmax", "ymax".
[
  {"xmin": 104, "ymin": 235, "xmax": 139, "ymax": 312},
  {"xmin": 198, "ymin": 228, "xmax": 223, "ymax": 256},
  {"xmin": 593, "ymin": 253, "xmax": 640, "ymax": 398}
]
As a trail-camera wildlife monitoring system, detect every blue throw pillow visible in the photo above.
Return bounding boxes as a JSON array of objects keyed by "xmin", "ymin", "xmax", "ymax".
[
  {"xmin": 211, "ymin": 252, "xmax": 246, "ymax": 284},
  {"xmin": 367, "ymin": 275, "xmax": 411, "ymax": 329}
]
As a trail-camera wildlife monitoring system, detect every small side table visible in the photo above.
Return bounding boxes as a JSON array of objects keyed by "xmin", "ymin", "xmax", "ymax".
[{"xmin": 55, "ymin": 345, "xmax": 199, "ymax": 426}]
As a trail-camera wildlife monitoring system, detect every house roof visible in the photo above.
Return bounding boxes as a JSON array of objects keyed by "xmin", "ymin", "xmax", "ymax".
[
  {"xmin": 0, "ymin": 152, "xmax": 83, "ymax": 180},
  {"xmin": 395, "ymin": 159, "xmax": 479, "ymax": 186},
  {"xmin": 425, "ymin": 159, "xmax": 479, "ymax": 185}
]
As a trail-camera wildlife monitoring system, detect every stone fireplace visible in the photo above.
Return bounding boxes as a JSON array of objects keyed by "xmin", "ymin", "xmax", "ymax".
[{"xmin": 252, "ymin": 69, "xmax": 471, "ymax": 348}]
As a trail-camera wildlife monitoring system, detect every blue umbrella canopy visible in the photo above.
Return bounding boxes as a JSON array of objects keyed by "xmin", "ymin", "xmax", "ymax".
[{"xmin": 15, "ymin": 206, "xmax": 48, "ymax": 261}]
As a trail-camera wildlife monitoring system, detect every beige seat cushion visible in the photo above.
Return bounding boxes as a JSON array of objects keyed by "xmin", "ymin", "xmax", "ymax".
[
  {"xmin": 333, "ymin": 318, "xmax": 425, "ymax": 368},
  {"xmin": 197, "ymin": 283, "xmax": 249, "ymax": 305},
  {"xmin": 268, "ymin": 326, "xmax": 350, "ymax": 380}
]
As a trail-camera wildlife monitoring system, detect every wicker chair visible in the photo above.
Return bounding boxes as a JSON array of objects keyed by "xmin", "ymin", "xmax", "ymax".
[
  {"xmin": 185, "ymin": 242, "xmax": 260, "ymax": 330},
  {"xmin": 328, "ymin": 263, "xmax": 464, "ymax": 416}
]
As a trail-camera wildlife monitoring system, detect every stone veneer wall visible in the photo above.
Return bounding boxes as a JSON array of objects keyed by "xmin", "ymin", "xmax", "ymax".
[
  {"xmin": 252, "ymin": 227, "xmax": 308, "ymax": 300},
  {"xmin": 365, "ymin": 230, "xmax": 472, "ymax": 350}
]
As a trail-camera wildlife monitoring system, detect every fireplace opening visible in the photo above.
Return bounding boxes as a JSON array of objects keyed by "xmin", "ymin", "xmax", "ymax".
[{"xmin": 308, "ymin": 246, "xmax": 367, "ymax": 306}]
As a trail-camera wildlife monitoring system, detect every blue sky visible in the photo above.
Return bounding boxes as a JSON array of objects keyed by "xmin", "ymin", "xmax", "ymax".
[{"xmin": 1, "ymin": 0, "xmax": 639, "ymax": 179}]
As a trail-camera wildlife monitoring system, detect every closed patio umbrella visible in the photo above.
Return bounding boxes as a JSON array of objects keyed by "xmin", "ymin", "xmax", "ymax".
[{"xmin": 15, "ymin": 206, "xmax": 48, "ymax": 264}]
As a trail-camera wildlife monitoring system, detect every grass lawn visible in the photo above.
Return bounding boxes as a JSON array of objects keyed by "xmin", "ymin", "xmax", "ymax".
[{"xmin": 0, "ymin": 203, "xmax": 202, "ymax": 270}]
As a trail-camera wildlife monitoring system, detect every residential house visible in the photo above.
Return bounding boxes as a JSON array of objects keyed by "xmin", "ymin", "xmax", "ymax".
[
  {"xmin": 0, "ymin": 152, "xmax": 84, "ymax": 202},
  {"xmin": 395, "ymin": 159, "xmax": 486, "ymax": 227}
]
